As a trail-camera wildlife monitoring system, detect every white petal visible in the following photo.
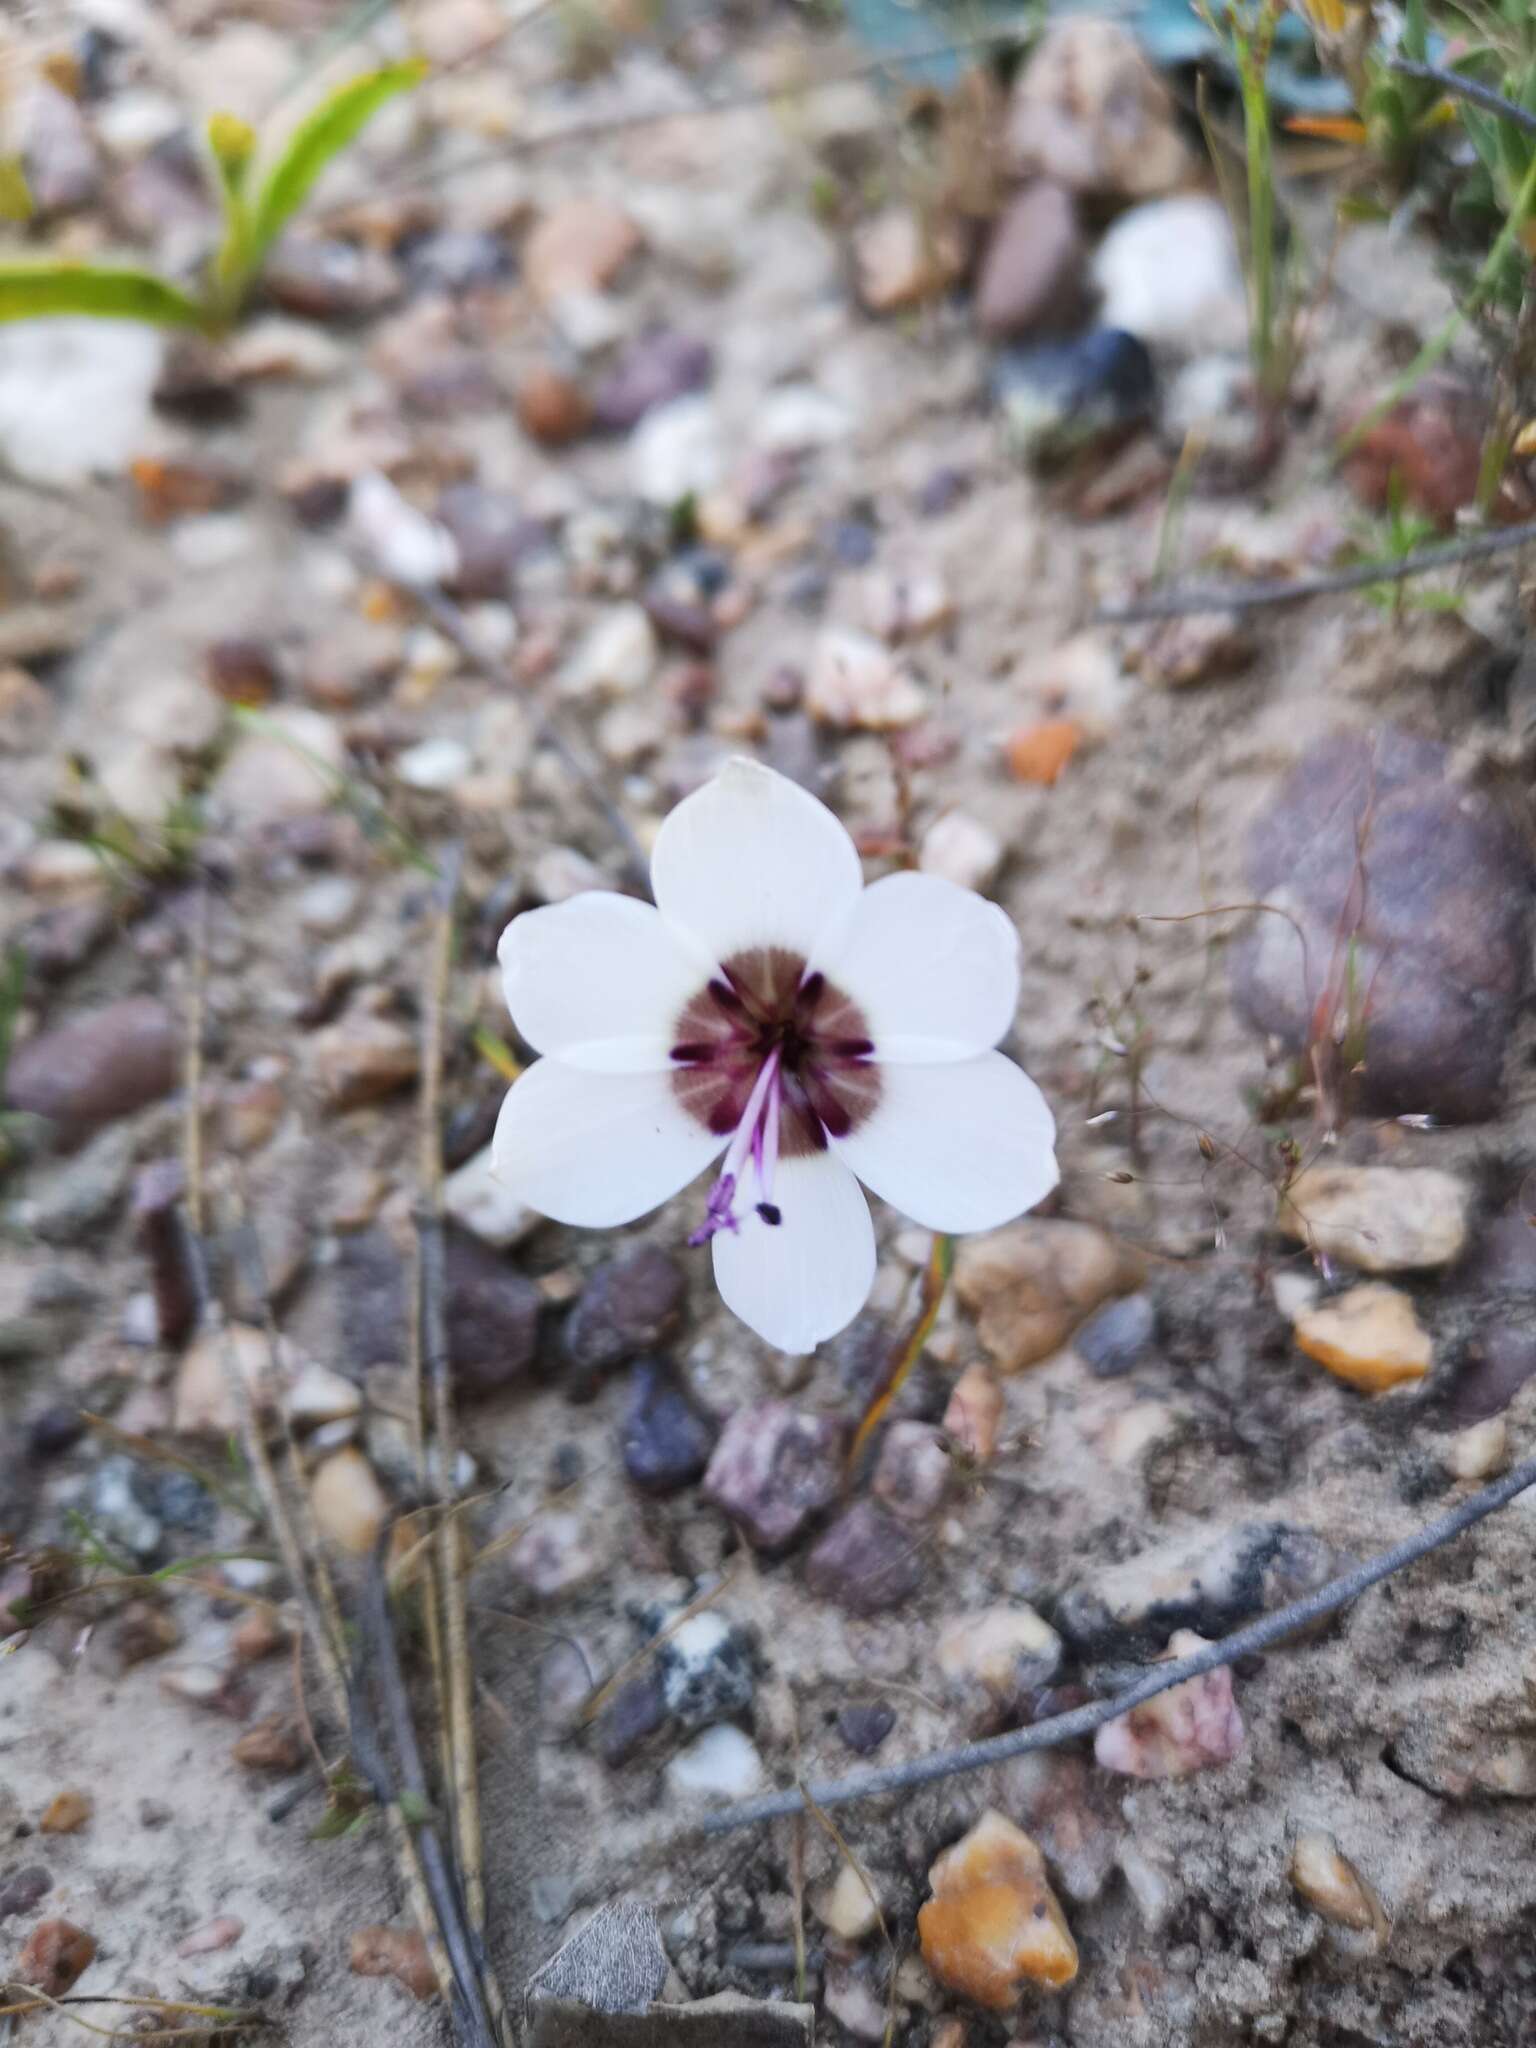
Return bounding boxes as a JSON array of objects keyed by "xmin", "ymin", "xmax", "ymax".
[
  {"xmin": 818, "ymin": 870, "xmax": 1020, "ymax": 1062},
  {"xmin": 650, "ymin": 757, "xmax": 864, "ymax": 966},
  {"xmin": 492, "ymin": 1058, "xmax": 723, "ymax": 1227},
  {"xmin": 837, "ymin": 1052, "xmax": 1058, "ymax": 1233},
  {"xmin": 499, "ymin": 893, "xmax": 706, "ymax": 1072},
  {"xmin": 711, "ymin": 1152, "xmax": 875, "ymax": 1353}
]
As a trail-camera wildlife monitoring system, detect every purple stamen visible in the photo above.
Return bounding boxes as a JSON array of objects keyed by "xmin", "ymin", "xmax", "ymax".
[
  {"xmin": 691, "ymin": 1046, "xmax": 786, "ymax": 1245},
  {"xmin": 688, "ymin": 1171, "xmax": 740, "ymax": 1247}
]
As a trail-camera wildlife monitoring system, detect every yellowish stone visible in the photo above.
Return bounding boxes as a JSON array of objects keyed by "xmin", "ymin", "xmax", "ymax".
[
  {"xmin": 918, "ymin": 1810, "xmax": 1077, "ymax": 2009},
  {"xmin": 1295, "ymin": 1283, "xmax": 1431, "ymax": 1393}
]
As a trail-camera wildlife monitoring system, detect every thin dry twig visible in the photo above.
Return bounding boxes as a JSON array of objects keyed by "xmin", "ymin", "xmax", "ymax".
[
  {"xmin": 694, "ymin": 1450, "xmax": 1536, "ymax": 1834},
  {"xmin": 1387, "ymin": 56, "xmax": 1536, "ymax": 136},
  {"xmin": 408, "ymin": 849, "xmax": 510, "ymax": 2040},
  {"xmin": 1094, "ymin": 518, "xmax": 1536, "ymax": 621},
  {"xmin": 314, "ymin": 21, "xmax": 1043, "ymax": 219},
  {"xmin": 178, "ymin": 893, "xmax": 465, "ymax": 2022}
]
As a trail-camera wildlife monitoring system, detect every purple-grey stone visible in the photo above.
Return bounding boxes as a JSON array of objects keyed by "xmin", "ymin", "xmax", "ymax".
[
  {"xmin": 565, "ymin": 1246, "xmax": 685, "ymax": 1394},
  {"xmin": 1231, "ymin": 729, "xmax": 1531, "ymax": 1121},
  {"xmin": 593, "ymin": 332, "xmax": 713, "ymax": 431},
  {"xmin": 6, "ymin": 998, "xmax": 179, "ymax": 1138},
  {"xmin": 702, "ymin": 1401, "xmax": 845, "ymax": 1550},
  {"xmin": 804, "ymin": 1500, "xmax": 921, "ymax": 1616}
]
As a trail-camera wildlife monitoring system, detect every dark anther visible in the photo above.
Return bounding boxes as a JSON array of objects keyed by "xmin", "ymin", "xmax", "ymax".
[
  {"xmin": 756, "ymin": 1202, "xmax": 783, "ymax": 1226},
  {"xmin": 709, "ymin": 977, "xmax": 744, "ymax": 1011},
  {"xmin": 830, "ymin": 1037, "xmax": 875, "ymax": 1059},
  {"xmin": 797, "ymin": 971, "xmax": 825, "ymax": 1006},
  {"xmin": 670, "ymin": 1041, "xmax": 714, "ymax": 1063}
]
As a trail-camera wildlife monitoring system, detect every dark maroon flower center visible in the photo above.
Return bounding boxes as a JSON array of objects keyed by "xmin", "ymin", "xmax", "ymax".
[{"xmin": 670, "ymin": 946, "xmax": 879, "ymax": 1159}]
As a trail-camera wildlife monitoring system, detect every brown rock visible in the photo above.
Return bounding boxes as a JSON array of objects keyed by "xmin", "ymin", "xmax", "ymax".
[
  {"xmin": 943, "ymin": 1364, "xmax": 1004, "ymax": 1463},
  {"xmin": 1007, "ymin": 18, "xmax": 1191, "ymax": 197},
  {"xmin": 854, "ymin": 207, "xmax": 965, "ymax": 315},
  {"xmin": 1340, "ymin": 375, "xmax": 1493, "ymax": 531},
  {"xmin": 309, "ymin": 1015, "xmax": 419, "ymax": 1111},
  {"xmin": 205, "ymin": 638, "xmax": 281, "ymax": 706},
  {"xmin": 311, "ymin": 1446, "xmax": 389, "ymax": 1555},
  {"xmin": 918, "ymin": 1811, "xmax": 1078, "ymax": 2008},
  {"xmin": 173, "ymin": 1322, "xmax": 287, "ymax": 1436},
  {"xmin": 16, "ymin": 1919, "xmax": 96, "ymax": 1997},
  {"xmin": 524, "ymin": 198, "xmax": 642, "ymax": 303},
  {"xmin": 38, "ymin": 1790, "xmax": 91, "ymax": 1834},
  {"xmin": 1294, "ymin": 1282, "xmax": 1431, "ymax": 1394},
  {"xmin": 1290, "ymin": 1830, "xmax": 1386, "ymax": 1936},
  {"xmin": 231, "ymin": 1604, "xmax": 290, "ymax": 1662},
  {"xmin": 516, "ymin": 365, "xmax": 593, "ymax": 445},
  {"xmin": 350, "ymin": 1923, "xmax": 439, "ymax": 2000},
  {"xmin": 231, "ymin": 1716, "xmax": 304, "ymax": 1773},
  {"xmin": 954, "ymin": 1220, "xmax": 1144, "ymax": 1372},
  {"xmin": 115, "ymin": 1599, "xmax": 181, "ymax": 1665},
  {"xmin": 975, "ymin": 183, "xmax": 1084, "ymax": 340},
  {"xmin": 1004, "ymin": 717, "xmax": 1084, "ymax": 786},
  {"xmin": 5, "ymin": 997, "xmax": 179, "ymax": 1137}
]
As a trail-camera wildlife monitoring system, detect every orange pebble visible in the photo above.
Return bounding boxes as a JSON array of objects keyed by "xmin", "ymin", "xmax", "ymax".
[
  {"xmin": 918, "ymin": 1810, "xmax": 1078, "ymax": 2008},
  {"xmin": 1005, "ymin": 718, "xmax": 1084, "ymax": 786}
]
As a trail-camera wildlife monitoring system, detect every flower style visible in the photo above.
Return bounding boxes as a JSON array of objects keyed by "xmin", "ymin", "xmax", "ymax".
[{"xmin": 494, "ymin": 758, "xmax": 1058, "ymax": 1352}]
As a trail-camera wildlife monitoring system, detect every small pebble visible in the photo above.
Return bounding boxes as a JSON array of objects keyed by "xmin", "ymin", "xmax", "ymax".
[
  {"xmin": 937, "ymin": 1607, "xmax": 1064, "ymax": 1728},
  {"xmin": 178, "ymin": 1916, "xmax": 244, "ymax": 1957},
  {"xmin": 350, "ymin": 1924, "xmax": 438, "ymax": 2001},
  {"xmin": 955, "ymin": 1220, "xmax": 1144, "ymax": 1373},
  {"xmin": 1093, "ymin": 1630, "xmax": 1244, "ymax": 1778},
  {"xmin": 806, "ymin": 626, "xmax": 926, "ymax": 731},
  {"xmin": 508, "ymin": 1510, "xmax": 603, "ymax": 1599},
  {"xmin": 663, "ymin": 1724, "xmax": 765, "ymax": 1802},
  {"xmin": 919, "ymin": 812, "xmax": 1002, "ymax": 893},
  {"xmin": 816, "ymin": 1862, "xmax": 884, "ymax": 1943},
  {"xmin": 837, "ymin": 1703, "xmax": 896, "ymax": 1755},
  {"xmin": 309, "ymin": 1015, "xmax": 419, "ymax": 1111},
  {"xmin": 656, "ymin": 1611, "xmax": 754, "ymax": 1729},
  {"xmin": 565, "ymin": 1245, "xmax": 686, "ymax": 1391},
  {"xmin": 944, "ymin": 1365, "xmax": 1003, "ymax": 1463},
  {"xmin": 1444, "ymin": 1416, "xmax": 1509, "ymax": 1482},
  {"xmin": 598, "ymin": 1671, "xmax": 668, "ymax": 1766},
  {"xmin": 310, "ymin": 1447, "xmax": 389, "ymax": 1555},
  {"xmin": 16, "ymin": 1919, "xmax": 97, "ymax": 1998},
  {"xmin": 395, "ymin": 736, "xmax": 472, "ymax": 791},
  {"xmin": 702, "ymin": 1401, "xmax": 844, "ymax": 1550},
  {"xmin": 918, "ymin": 1811, "xmax": 1078, "ymax": 2007},
  {"xmin": 823, "ymin": 1961, "xmax": 890, "ymax": 2041},
  {"xmin": 1074, "ymin": 1292, "xmax": 1156, "ymax": 1378},
  {"xmin": 39, "ymin": 1790, "xmax": 91, "ymax": 1834},
  {"xmin": 565, "ymin": 605, "xmax": 659, "ymax": 698},
  {"xmin": 0, "ymin": 1867, "xmax": 52, "ymax": 1921},
  {"xmin": 622, "ymin": 1358, "xmax": 716, "ymax": 1492},
  {"xmin": 1280, "ymin": 1164, "xmax": 1469, "ymax": 1276},
  {"xmin": 1294, "ymin": 1283, "xmax": 1432, "ymax": 1394},
  {"xmin": 442, "ymin": 1145, "xmax": 536, "ymax": 1249},
  {"xmin": 872, "ymin": 1420, "xmax": 952, "ymax": 1523},
  {"xmin": 804, "ymin": 1500, "xmax": 921, "ymax": 1616},
  {"xmin": 1005, "ymin": 717, "xmax": 1084, "ymax": 786},
  {"xmin": 1290, "ymin": 1831, "xmax": 1385, "ymax": 1936},
  {"xmin": 231, "ymin": 1717, "xmax": 304, "ymax": 1773}
]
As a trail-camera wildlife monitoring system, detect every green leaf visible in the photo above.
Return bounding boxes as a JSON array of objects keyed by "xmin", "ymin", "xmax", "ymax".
[
  {"xmin": 0, "ymin": 262, "xmax": 204, "ymax": 327},
  {"xmin": 248, "ymin": 61, "xmax": 428, "ymax": 268}
]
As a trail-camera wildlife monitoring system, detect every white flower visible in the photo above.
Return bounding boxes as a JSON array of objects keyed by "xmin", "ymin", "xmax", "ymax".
[{"xmin": 494, "ymin": 758, "xmax": 1058, "ymax": 1353}]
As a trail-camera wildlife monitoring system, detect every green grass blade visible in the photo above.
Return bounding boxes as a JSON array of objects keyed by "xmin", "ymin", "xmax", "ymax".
[
  {"xmin": 248, "ymin": 60, "xmax": 427, "ymax": 266},
  {"xmin": 0, "ymin": 262, "xmax": 204, "ymax": 326}
]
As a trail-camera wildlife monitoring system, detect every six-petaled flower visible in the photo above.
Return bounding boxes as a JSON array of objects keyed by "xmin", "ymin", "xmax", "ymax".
[{"xmin": 493, "ymin": 757, "xmax": 1058, "ymax": 1352}]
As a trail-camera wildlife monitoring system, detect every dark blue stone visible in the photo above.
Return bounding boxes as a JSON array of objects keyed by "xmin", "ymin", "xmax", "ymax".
[
  {"xmin": 1075, "ymin": 1292, "xmax": 1157, "ymax": 1378},
  {"xmin": 598, "ymin": 1671, "xmax": 667, "ymax": 1766},
  {"xmin": 621, "ymin": 1358, "xmax": 716, "ymax": 1493},
  {"xmin": 836, "ymin": 1703, "xmax": 895, "ymax": 1755}
]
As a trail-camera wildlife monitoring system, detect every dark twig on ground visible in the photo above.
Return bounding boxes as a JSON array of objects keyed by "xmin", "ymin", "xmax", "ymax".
[
  {"xmin": 1096, "ymin": 519, "xmax": 1536, "ymax": 622},
  {"xmin": 1388, "ymin": 58, "xmax": 1536, "ymax": 138},
  {"xmin": 356, "ymin": 1551, "xmax": 501, "ymax": 2048},
  {"xmin": 694, "ymin": 1451, "xmax": 1536, "ymax": 1835}
]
